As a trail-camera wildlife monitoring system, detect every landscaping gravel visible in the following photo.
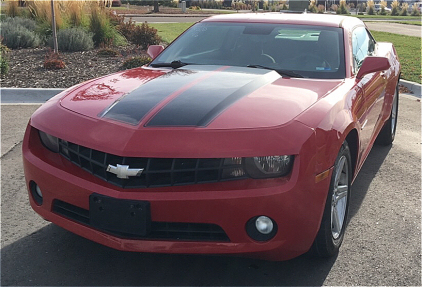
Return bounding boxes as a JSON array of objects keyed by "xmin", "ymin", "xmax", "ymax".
[
  {"xmin": 1, "ymin": 46, "xmax": 145, "ymax": 89},
  {"xmin": 0, "ymin": 46, "xmax": 417, "ymax": 93}
]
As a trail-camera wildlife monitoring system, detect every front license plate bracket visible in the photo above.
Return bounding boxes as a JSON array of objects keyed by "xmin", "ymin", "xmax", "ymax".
[{"xmin": 89, "ymin": 193, "xmax": 151, "ymax": 236}]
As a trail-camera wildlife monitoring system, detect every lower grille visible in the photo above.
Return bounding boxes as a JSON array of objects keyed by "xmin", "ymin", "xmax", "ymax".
[{"xmin": 52, "ymin": 200, "xmax": 230, "ymax": 242}]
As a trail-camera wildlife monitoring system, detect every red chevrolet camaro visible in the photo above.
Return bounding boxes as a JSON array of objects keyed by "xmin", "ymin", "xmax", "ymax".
[{"xmin": 23, "ymin": 13, "xmax": 400, "ymax": 261}]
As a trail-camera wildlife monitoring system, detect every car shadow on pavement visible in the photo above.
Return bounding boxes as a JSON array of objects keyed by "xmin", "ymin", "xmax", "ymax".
[
  {"xmin": 2, "ymin": 222, "xmax": 337, "ymax": 286},
  {"xmin": 348, "ymin": 144, "xmax": 392, "ymax": 219}
]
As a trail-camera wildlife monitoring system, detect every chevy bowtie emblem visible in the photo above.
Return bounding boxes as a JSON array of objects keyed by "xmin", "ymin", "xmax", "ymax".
[{"xmin": 106, "ymin": 164, "xmax": 144, "ymax": 179}]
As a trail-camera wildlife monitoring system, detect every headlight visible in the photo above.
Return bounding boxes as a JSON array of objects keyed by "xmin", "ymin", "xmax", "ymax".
[
  {"xmin": 38, "ymin": 131, "xmax": 59, "ymax": 153},
  {"xmin": 245, "ymin": 155, "xmax": 294, "ymax": 178}
]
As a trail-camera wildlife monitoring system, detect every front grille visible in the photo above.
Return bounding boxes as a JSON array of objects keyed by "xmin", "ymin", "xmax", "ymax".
[
  {"xmin": 58, "ymin": 139, "xmax": 247, "ymax": 188},
  {"xmin": 52, "ymin": 200, "xmax": 230, "ymax": 242}
]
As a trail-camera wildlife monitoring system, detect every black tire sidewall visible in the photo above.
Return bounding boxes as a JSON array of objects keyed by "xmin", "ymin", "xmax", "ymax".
[{"xmin": 313, "ymin": 141, "xmax": 352, "ymax": 256}]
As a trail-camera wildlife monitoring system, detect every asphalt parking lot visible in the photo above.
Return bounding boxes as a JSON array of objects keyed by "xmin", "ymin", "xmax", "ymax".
[{"xmin": 0, "ymin": 92, "xmax": 420, "ymax": 286}]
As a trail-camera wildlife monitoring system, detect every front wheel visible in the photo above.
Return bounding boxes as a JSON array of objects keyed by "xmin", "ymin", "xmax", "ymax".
[{"xmin": 311, "ymin": 141, "xmax": 352, "ymax": 257}]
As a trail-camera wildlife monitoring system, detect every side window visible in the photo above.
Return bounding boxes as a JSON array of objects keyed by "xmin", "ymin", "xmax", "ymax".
[{"xmin": 352, "ymin": 27, "xmax": 376, "ymax": 71}]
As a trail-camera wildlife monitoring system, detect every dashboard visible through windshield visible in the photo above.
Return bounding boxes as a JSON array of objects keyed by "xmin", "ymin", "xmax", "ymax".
[{"xmin": 150, "ymin": 22, "xmax": 346, "ymax": 79}]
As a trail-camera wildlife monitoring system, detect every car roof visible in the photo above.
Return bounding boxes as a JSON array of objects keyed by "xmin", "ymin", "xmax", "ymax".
[{"xmin": 202, "ymin": 13, "xmax": 364, "ymax": 30}]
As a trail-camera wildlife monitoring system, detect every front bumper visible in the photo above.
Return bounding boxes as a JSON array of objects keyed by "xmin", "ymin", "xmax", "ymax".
[{"xmin": 23, "ymin": 124, "xmax": 331, "ymax": 261}]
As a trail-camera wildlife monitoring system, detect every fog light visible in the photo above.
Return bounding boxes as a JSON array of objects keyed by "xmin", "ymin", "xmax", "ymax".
[
  {"xmin": 29, "ymin": 181, "xmax": 43, "ymax": 206},
  {"xmin": 35, "ymin": 185, "xmax": 43, "ymax": 198},
  {"xmin": 255, "ymin": 216, "xmax": 273, "ymax": 234},
  {"xmin": 246, "ymin": 215, "xmax": 278, "ymax": 241}
]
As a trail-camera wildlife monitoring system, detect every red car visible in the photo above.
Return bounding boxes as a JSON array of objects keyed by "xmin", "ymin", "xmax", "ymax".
[{"xmin": 23, "ymin": 13, "xmax": 400, "ymax": 261}]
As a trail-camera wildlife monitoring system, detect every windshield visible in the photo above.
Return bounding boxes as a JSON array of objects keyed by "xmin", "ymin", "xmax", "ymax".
[{"xmin": 150, "ymin": 22, "xmax": 345, "ymax": 79}]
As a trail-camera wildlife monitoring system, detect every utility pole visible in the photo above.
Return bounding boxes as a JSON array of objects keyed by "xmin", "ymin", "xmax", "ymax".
[{"xmin": 51, "ymin": 0, "xmax": 58, "ymax": 53}]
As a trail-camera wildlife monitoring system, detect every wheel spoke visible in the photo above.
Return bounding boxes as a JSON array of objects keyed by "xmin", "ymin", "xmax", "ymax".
[
  {"xmin": 332, "ymin": 206, "xmax": 341, "ymax": 236},
  {"xmin": 335, "ymin": 157, "xmax": 346, "ymax": 186},
  {"xmin": 336, "ymin": 185, "xmax": 348, "ymax": 200}
]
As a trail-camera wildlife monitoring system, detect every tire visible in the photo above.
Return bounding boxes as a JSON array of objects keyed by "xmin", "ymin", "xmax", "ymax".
[
  {"xmin": 376, "ymin": 83, "xmax": 399, "ymax": 146},
  {"xmin": 311, "ymin": 141, "xmax": 352, "ymax": 257}
]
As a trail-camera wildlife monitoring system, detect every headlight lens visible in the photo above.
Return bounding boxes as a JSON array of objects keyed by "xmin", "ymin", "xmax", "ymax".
[
  {"xmin": 38, "ymin": 131, "xmax": 59, "ymax": 153},
  {"xmin": 245, "ymin": 155, "xmax": 294, "ymax": 178}
]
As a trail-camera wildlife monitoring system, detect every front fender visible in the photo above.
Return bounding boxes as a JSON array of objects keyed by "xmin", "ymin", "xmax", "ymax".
[{"xmin": 295, "ymin": 79, "xmax": 359, "ymax": 173}]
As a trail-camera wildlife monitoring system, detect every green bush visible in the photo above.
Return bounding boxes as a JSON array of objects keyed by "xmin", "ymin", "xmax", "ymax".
[
  {"xmin": 1, "ymin": 16, "xmax": 38, "ymax": 32},
  {"xmin": 0, "ymin": 55, "xmax": 9, "ymax": 76},
  {"xmin": 0, "ymin": 22, "xmax": 41, "ymax": 49},
  {"xmin": 411, "ymin": 6, "xmax": 421, "ymax": 16},
  {"xmin": 336, "ymin": 1, "xmax": 349, "ymax": 14},
  {"xmin": 122, "ymin": 56, "xmax": 151, "ymax": 70},
  {"xmin": 48, "ymin": 28, "xmax": 94, "ymax": 52},
  {"xmin": 89, "ymin": 6, "xmax": 126, "ymax": 47},
  {"xmin": 400, "ymin": 4, "xmax": 409, "ymax": 16},
  {"xmin": 390, "ymin": 6, "xmax": 399, "ymax": 16}
]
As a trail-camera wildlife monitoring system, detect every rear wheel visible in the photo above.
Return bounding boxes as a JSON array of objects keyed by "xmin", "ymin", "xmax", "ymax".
[
  {"xmin": 376, "ymin": 83, "xmax": 399, "ymax": 145},
  {"xmin": 312, "ymin": 141, "xmax": 352, "ymax": 257}
]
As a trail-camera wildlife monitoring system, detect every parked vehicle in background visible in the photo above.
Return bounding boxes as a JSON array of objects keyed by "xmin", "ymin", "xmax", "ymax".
[{"xmin": 374, "ymin": 3, "xmax": 392, "ymax": 12}]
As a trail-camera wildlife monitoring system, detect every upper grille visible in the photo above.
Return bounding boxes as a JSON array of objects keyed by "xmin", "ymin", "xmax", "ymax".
[{"xmin": 58, "ymin": 139, "xmax": 247, "ymax": 188}]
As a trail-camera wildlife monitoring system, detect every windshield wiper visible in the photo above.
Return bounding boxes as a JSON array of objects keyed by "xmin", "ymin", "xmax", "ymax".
[
  {"xmin": 276, "ymin": 69, "xmax": 304, "ymax": 78},
  {"xmin": 150, "ymin": 60, "xmax": 190, "ymax": 69},
  {"xmin": 247, "ymin": 64, "xmax": 304, "ymax": 78},
  {"xmin": 247, "ymin": 64, "xmax": 274, "ymax": 71}
]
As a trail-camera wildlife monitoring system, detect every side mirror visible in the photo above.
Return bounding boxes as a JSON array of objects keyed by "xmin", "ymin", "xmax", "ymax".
[
  {"xmin": 356, "ymin": 56, "xmax": 390, "ymax": 79},
  {"xmin": 147, "ymin": 45, "xmax": 164, "ymax": 59}
]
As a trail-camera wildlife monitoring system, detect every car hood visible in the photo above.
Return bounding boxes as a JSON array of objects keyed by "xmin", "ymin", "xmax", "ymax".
[{"xmin": 59, "ymin": 65, "xmax": 343, "ymax": 130}]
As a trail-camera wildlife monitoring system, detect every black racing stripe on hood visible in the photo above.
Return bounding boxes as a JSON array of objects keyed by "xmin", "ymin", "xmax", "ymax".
[
  {"xmin": 99, "ymin": 69, "xmax": 212, "ymax": 125},
  {"xmin": 145, "ymin": 69, "xmax": 280, "ymax": 127}
]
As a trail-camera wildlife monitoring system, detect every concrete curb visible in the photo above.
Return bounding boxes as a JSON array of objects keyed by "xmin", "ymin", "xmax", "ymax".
[
  {"xmin": 1, "ymin": 88, "xmax": 65, "ymax": 103},
  {"xmin": 400, "ymin": 79, "xmax": 421, "ymax": 98},
  {"xmin": 1, "ymin": 79, "xmax": 421, "ymax": 103}
]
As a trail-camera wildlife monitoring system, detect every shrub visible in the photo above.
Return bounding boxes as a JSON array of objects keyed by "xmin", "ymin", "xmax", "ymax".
[
  {"xmin": 27, "ymin": 1, "xmax": 65, "ymax": 30},
  {"xmin": 308, "ymin": 0, "xmax": 317, "ymax": 13},
  {"xmin": 378, "ymin": 0, "xmax": 388, "ymax": 15},
  {"xmin": 122, "ymin": 56, "xmax": 151, "ymax": 70},
  {"xmin": 49, "ymin": 28, "xmax": 94, "ymax": 52},
  {"xmin": 89, "ymin": 4, "xmax": 126, "ymax": 47},
  {"xmin": 366, "ymin": 0, "xmax": 375, "ymax": 14},
  {"xmin": 391, "ymin": 0, "xmax": 400, "ymax": 16},
  {"xmin": 357, "ymin": 3, "xmax": 366, "ymax": 12},
  {"xmin": 132, "ymin": 23, "xmax": 161, "ymax": 49},
  {"xmin": 317, "ymin": 4, "xmax": 325, "ymax": 13},
  {"xmin": 108, "ymin": 10, "xmax": 124, "ymax": 26},
  {"xmin": 117, "ymin": 21, "xmax": 161, "ymax": 50},
  {"xmin": 336, "ymin": 0, "xmax": 349, "ymax": 14},
  {"xmin": 411, "ymin": 3, "xmax": 421, "ymax": 16},
  {"xmin": 400, "ymin": 3, "xmax": 409, "ymax": 16},
  {"xmin": 1, "ymin": 22, "xmax": 41, "ymax": 49},
  {"xmin": 66, "ymin": 1, "xmax": 90, "ymax": 28},
  {"xmin": 97, "ymin": 47, "xmax": 120, "ymax": 57},
  {"xmin": 44, "ymin": 51, "xmax": 66, "ymax": 70},
  {"xmin": 1, "ymin": 16, "xmax": 38, "ymax": 31},
  {"xmin": 0, "ymin": 42, "xmax": 9, "ymax": 76},
  {"xmin": 0, "ymin": 55, "xmax": 9, "ymax": 76}
]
